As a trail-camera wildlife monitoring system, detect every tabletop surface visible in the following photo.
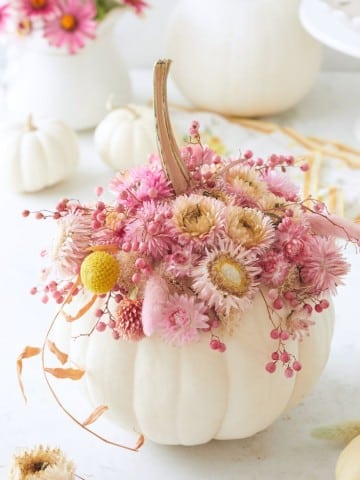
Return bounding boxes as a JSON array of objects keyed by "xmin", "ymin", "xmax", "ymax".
[{"xmin": 0, "ymin": 69, "xmax": 360, "ymax": 480}]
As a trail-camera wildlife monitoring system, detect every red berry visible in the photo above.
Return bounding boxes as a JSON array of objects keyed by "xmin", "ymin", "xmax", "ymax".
[
  {"xmin": 285, "ymin": 367, "xmax": 294, "ymax": 378},
  {"xmin": 320, "ymin": 299, "xmax": 330, "ymax": 309},
  {"xmin": 210, "ymin": 338, "xmax": 220, "ymax": 350},
  {"xmin": 270, "ymin": 328, "xmax": 280, "ymax": 339},
  {"xmin": 265, "ymin": 362, "xmax": 277, "ymax": 373},
  {"xmin": 96, "ymin": 321, "xmax": 107, "ymax": 332},
  {"xmin": 280, "ymin": 331, "xmax": 290, "ymax": 341},
  {"xmin": 315, "ymin": 304, "xmax": 323, "ymax": 313},
  {"xmin": 22, "ymin": 209, "xmax": 30, "ymax": 217},
  {"xmin": 273, "ymin": 298, "xmax": 283, "ymax": 310},
  {"xmin": 271, "ymin": 351, "xmax": 279, "ymax": 361},
  {"xmin": 280, "ymin": 351, "xmax": 290, "ymax": 363},
  {"xmin": 293, "ymin": 361, "xmax": 302, "ymax": 372}
]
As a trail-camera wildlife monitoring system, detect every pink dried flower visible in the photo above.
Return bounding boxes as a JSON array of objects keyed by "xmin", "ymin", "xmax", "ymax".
[
  {"xmin": 114, "ymin": 298, "xmax": 144, "ymax": 341},
  {"xmin": 300, "ymin": 236, "xmax": 350, "ymax": 295},
  {"xmin": 222, "ymin": 164, "xmax": 268, "ymax": 207},
  {"xmin": 165, "ymin": 245, "xmax": 202, "ymax": 278},
  {"xmin": 262, "ymin": 169, "xmax": 299, "ymax": 201},
  {"xmin": 158, "ymin": 293, "xmax": 209, "ymax": 346},
  {"xmin": 123, "ymin": 0, "xmax": 148, "ymax": 15},
  {"xmin": 16, "ymin": 0, "xmax": 57, "ymax": 18},
  {"xmin": 276, "ymin": 217, "xmax": 310, "ymax": 261},
  {"xmin": 192, "ymin": 239, "xmax": 261, "ymax": 315},
  {"xmin": 259, "ymin": 249, "xmax": 291, "ymax": 287},
  {"xmin": 43, "ymin": 0, "xmax": 97, "ymax": 55},
  {"xmin": 109, "ymin": 165, "xmax": 173, "ymax": 209},
  {"xmin": 171, "ymin": 194, "xmax": 225, "ymax": 250},
  {"xmin": 123, "ymin": 201, "xmax": 173, "ymax": 258}
]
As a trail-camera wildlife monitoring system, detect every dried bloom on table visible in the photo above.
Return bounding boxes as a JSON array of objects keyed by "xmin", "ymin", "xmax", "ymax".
[{"xmin": 8, "ymin": 445, "xmax": 75, "ymax": 480}]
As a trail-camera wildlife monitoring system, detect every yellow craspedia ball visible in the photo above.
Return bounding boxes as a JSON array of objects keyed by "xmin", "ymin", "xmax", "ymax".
[{"xmin": 80, "ymin": 251, "xmax": 120, "ymax": 294}]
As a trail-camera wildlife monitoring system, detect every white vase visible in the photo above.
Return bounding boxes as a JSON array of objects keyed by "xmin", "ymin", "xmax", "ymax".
[
  {"xmin": 5, "ymin": 10, "xmax": 131, "ymax": 130},
  {"xmin": 166, "ymin": 0, "xmax": 322, "ymax": 117}
]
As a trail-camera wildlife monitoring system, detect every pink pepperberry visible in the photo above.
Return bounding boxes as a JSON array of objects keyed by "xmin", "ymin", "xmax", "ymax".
[
  {"xmin": 210, "ymin": 338, "xmax": 220, "ymax": 350},
  {"xmin": 108, "ymin": 319, "xmax": 116, "ymax": 329},
  {"xmin": 293, "ymin": 361, "xmax": 302, "ymax": 372},
  {"xmin": 122, "ymin": 242, "xmax": 131, "ymax": 252},
  {"xmin": 95, "ymin": 186, "xmax": 104, "ymax": 197},
  {"xmin": 41, "ymin": 295, "xmax": 49, "ymax": 304},
  {"xmin": 265, "ymin": 362, "xmax": 277, "ymax": 373},
  {"xmin": 284, "ymin": 291, "xmax": 295, "ymax": 300},
  {"xmin": 53, "ymin": 212, "xmax": 61, "ymax": 220},
  {"xmin": 22, "ymin": 209, "xmax": 30, "ymax": 217},
  {"xmin": 280, "ymin": 351, "xmax": 290, "ymax": 363},
  {"xmin": 112, "ymin": 330, "xmax": 120, "ymax": 340},
  {"xmin": 96, "ymin": 321, "xmax": 106, "ymax": 332},
  {"xmin": 280, "ymin": 331, "xmax": 290, "ymax": 341},
  {"xmin": 30, "ymin": 287, "xmax": 38, "ymax": 295},
  {"xmin": 35, "ymin": 212, "xmax": 44, "ymax": 220},
  {"xmin": 192, "ymin": 171, "xmax": 202, "ymax": 181},
  {"xmin": 256, "ymin": 158, "xmax": 264, "ymax": 166},
  {"xmin": 315, "ymin": 304, "xmax": 323, "ymax": 313},
  {"xmin": 303, "ymin": 303, "xmax": 313, "ymax": 315},
  {"xmin": 244, "ymin": 150, "xmax": 253, "ymax": 159},
  {"xmin": 218, "ymin": 342, "xmax": 227, "ymax": 353},
  {"xmin": 285, "ymin": 155, "xmax": 295, "ymax": 166},
  {"xmin": 270, "ymin": 328, "xmax": 280, "ymax": 339},
  {"xmin": 135, "ymin": 258, "xmax": 146, "ymax": 269},
  {"xmin": 206, "ymin": 180, "xmax": 216, "ymax": 188},
  {"xmin": 271, "ymin": 351, "xmax": 280, "ymax": 361},
  {"xmin": 320, "ymin": 299, "xmax": 330, "ymax": 309},
  {"xmin": 273, "ymin": 298, "xmax": 283, "ymax": 310},
  {"xmin": 56, "ymin": 296, "xmax": 64, "ymax": 304},
  {"xmin": 95, "ymin": 309, "xmax": 104, "ymax": 318},
  {"xmin": 132, "ymin": 272, "xmax": 142, "ymax": 284},
  {"xmin": 114, "ymin": 294, "xmax": 122, "ymax": 303},
  {"xmin": 285, "ymin": 367, "xmax": 294, "ymax": 378},
  {"xmin": 300, "ymin": 163, "xmax": 309, "ymax": 172}
]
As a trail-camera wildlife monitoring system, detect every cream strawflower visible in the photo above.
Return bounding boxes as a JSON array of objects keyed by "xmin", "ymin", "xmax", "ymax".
[
  {"xmin": 225, "ymin": 206, "xmax": 275, "ymax": 251},
  {"xmin": 171, "ymin": 194, "xmax": 225, "ymax": 249},
  {"xmin": 222, "ymin": 165, "xmax": 268, "ymax": 206},
  {"xmin": 191, "ymin": 240, "xmax": 261, "ymax": 315},
  {"xmin": 8, "ymin": 445, "xmax": 75, "ymax": 480}
]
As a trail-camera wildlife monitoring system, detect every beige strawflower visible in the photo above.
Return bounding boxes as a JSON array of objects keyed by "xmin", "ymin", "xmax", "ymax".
[{"xmin": 8, "ymin": 445, "xmax": 75, "ymax": 480}]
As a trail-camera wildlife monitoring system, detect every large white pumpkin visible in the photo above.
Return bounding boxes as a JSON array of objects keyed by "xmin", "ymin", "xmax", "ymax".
[
  {"xmin": 52, "ymin": 291, "xmax": 334, "ymax": 445},
  {"xmin": 0, "ymin": 116, "xmax": 79, "ymax": 193},
  {"xmin": 166, "ymin": 0, "xmax": 322, "ymax": 116}
]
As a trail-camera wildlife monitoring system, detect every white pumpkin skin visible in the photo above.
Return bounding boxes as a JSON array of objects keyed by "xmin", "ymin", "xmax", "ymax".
[
  {"xmin": 53, "ymin": 291, "xmax": 334, "ymax": 446},
  {"xmin": 166, "ymin": 0, "xmax": 322, "ymax": 116},
  {"xmin": 336, "ymin": 435, "xmax": 360, "ymax": 480},
  {"xmin": 94, "ymin": 105, "xmax": 158, "ymax": 171},
  {"xmin": 0, "ymin": 118, "xmax": 79, "ymax": 193}
]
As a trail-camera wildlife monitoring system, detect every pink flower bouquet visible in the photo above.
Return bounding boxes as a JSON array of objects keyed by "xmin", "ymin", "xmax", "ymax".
[{"xmin": 0, "ymin": 0, "xmax": 148, "ymax": 54}]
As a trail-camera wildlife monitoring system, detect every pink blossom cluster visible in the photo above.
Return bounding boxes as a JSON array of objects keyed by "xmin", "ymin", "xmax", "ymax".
[
  {"xmin": 25, "ymin": 121, "xmax": 360, "ymax": 377},
  {"xmin": 0, "ymin": 0, "xmax": 148, "ymax": 54}
]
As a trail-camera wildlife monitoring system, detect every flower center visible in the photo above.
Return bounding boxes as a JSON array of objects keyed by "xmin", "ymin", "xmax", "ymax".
[
  {"xmin": 30, "ymin": 0, "xmax": 47, "ymax": 9},
  {"xmin": 60, "ymin": 13, "xmax": 77, "ymax": 31},
  {"xmin": 169, "ymin": 308, "xmax": 189, "ymax": 328},
  {"xmin": 209, "ymin": 255, "xmax": 250, "ymax": 297},
  {"xmin": 182, "ymin": 204, "xmax": 213, "ymax": 236}
]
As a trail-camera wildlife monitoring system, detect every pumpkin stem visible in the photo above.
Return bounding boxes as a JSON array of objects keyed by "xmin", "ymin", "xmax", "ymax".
[
  {"xmin": 153, "ymin": 59, "xmax": 190, "ymax": 195},
  {"xmin": 25, "ymin": 114, "xmax": 37, "ymax": 132}
]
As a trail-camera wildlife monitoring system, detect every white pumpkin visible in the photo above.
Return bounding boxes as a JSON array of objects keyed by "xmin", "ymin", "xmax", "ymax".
[
  {"xmin": 166, "ymin": 0, "xmax": 322, "ymax": 116},
  {"xmin": 46, "ymin": 60, "xmax": 335, "ymax": 447},
  {"xmin": 94, "ymin": 104, "xmax": 158, "ymax": 170},
  {"xmin": 336, "ymin": 435, "xmax": 360, "ymax": 480},
  {"xmin": 0, "ymin": 116, "xmax": 79, "ymax": 193},
  {"xmin": 52, "ymin": 291, "xmax": 334, "ymax": 446}
]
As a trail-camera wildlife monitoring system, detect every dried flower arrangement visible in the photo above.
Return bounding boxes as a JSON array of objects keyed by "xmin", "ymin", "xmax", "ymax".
[
  {"xmin": 0, "ymin": 0, "xmax": 148, "ymax": 54},
  {"xmin": 20, "ymin": 60, "xmax": 360, "ymax": 447}
]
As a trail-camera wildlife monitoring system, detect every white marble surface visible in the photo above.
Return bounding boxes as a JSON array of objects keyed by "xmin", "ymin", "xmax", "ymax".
[{"xmin": 0, "ymin": 70, "xmax": 360, "ymax": 479}]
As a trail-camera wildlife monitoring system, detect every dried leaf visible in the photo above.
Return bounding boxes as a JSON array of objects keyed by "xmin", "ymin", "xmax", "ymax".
[
  {"xmin": 134, "ymin": 433, "xmax": 145, "ymax": 451},
  {"xmin": 47, "ymin": 340, "xmax": 68, "ymax": 365},
  {"xmin": 82, "ymin": 405, "xmax": 109, "ymax": 426},
  {"xmin": 17, "ymin": 346, "xmax": 41, "ymax": 403},
  {"xmin": 62, "ymin": 294, "xmax": 97, "ymax": 322},
  {"xmin": 44, "ymin": 367, "xmax": 85, "ymax": 380}
]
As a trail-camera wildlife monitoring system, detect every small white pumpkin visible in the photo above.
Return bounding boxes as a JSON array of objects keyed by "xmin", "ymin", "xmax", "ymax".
[
  {"xmin": 336, "ymin": 435, "xmax": 360, "ymax": 480},
  {"xmin": 0, "ymin": 116, "xmax": 79, "ymax": 193},
  {"xmin": 166, "ymin": 0, "xmax": 322, "ymax": 116},
  {"xmin": 94, "ymin": 104, "xmax": 158, "ymax": 170}
]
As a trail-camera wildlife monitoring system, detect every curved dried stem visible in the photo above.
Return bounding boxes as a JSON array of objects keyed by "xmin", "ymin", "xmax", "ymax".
[{"xmin": 153, "ymin": 59, "xmax": 190, "ymax": 195}]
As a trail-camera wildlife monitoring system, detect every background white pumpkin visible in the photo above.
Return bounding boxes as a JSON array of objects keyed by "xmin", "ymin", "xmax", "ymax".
[
  {"xmin": 336, "ymin": 435, "xmax": 360, "ymax": 480},
  {"xmin": 0, "ymin": 116, "xmax": 79, "ymax": 193},
  {"xmin": 51, "ymin": 291, "xmax": 334, "ymax": 446},
  {"xmin": 94, "ymin": 104, "xmax": 158, "ymax": 170},
  {"xmin": 166, "ymin": 0, "xmax": 322, "ymax": 116}
]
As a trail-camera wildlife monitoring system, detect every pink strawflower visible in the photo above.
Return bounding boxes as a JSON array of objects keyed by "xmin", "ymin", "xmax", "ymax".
[
  {"xmin": 276, "ymin": 217, "xmax": 310, "ymax": 261},
  {"xmin": 262, "ymin": 169, "xmax": 299, "ymax": 201},
  {"xmin": 259, "ymin": 249, "xmax": 290, "ymax": 287},
  {"xmin": 123, "ymin": 201, "xmax": 174, "ymax": 258},
  {"xmin": 123, "ymin": 0, "xmax": 148, "ymax": 15},
  {"xmin": 158, "ymin": 293, "xmax": 209, "ymax": 346},
  {"xmin": 222, "ymin": 164, "xmax": 268, "ymax": 208},
  {"xmin": 43, "ymin": 0, "xmax": 97, "ymax": 55},
  {"xmin": 0, "ymin": 2, "xmax": 10, "ymax": 31},
  {"xmin": 109, "ymin": 165, "xmax": 173, "ymax": 210},
  {"xmin": 300, "ymin": 236, "xmax": 350, "ymax": 295},
  {"xmin": 192, "ymin": 239, "xmax": 261, "ymax": 315},
  {"xmin": 16, "ymin": 0, "xmax": 57, "ymax": 18}
]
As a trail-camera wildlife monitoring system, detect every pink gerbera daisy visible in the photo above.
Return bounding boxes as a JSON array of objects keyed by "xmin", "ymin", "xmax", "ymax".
[
  {"xmin": 158, "ymin": 293, "xmax": 209, "ymax": 346},
  {"xmin": 0, "ymin": 2, "xmax": 10, "ymax": 32},
  {"xmin": 300, "ymin": 236, "xmax": 350, "ymax": 295},
  {"xmin": 123, "ymin": 0, "xmax": 149, "ymax": 15},
  {"xmin": 16, "ymin": 0, "xmax": 57, "ymax": 18},
  {"xmin": 43, "ymin": 0, "xmax": 97, "ymax": 54}
]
